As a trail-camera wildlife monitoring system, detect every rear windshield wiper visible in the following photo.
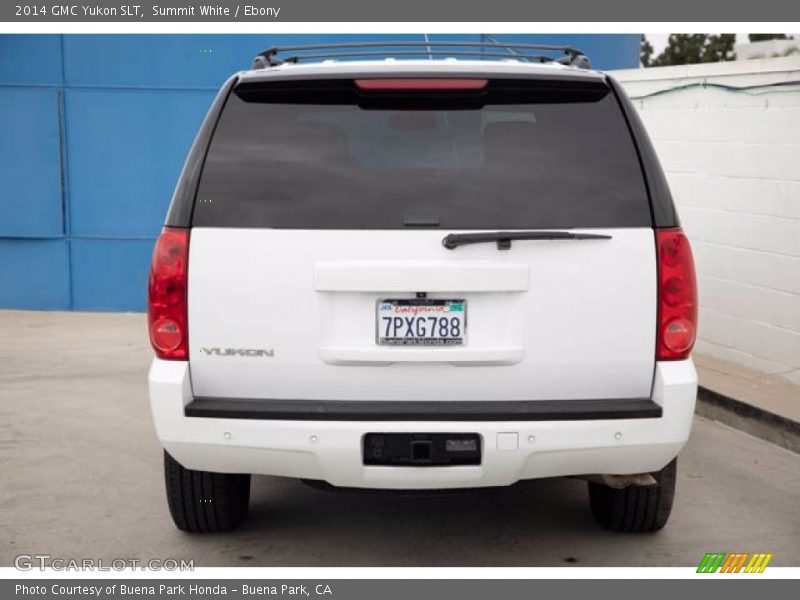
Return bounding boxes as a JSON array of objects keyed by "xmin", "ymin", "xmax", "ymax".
[{"xmin": 442, "ymin": 231, "xmax": 612, "ymax": 250}]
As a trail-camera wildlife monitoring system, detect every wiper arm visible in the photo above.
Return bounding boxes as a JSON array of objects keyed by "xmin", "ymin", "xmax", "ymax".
[{"xmin": 442, "ymin": 231, "xmax": 612, "ymax": 250}]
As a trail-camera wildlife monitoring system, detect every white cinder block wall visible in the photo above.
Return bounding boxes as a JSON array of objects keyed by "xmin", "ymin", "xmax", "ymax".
[{"xmin": 613, "ymin": 57, "xmax": 800, "ymax": 384}]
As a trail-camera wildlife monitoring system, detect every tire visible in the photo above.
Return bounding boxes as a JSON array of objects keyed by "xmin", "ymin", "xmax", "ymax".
[
  {"xmin": 588, "ymin": 458, "xmax": 677, "ymax": 533},
  {"xmin": 163, "ymin": 451, "xmax": 251, "ymax": 533}
]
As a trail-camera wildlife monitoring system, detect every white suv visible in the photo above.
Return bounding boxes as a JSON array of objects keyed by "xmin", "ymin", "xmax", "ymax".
[{"xmin": 148, "ymin": 42, "xmax": 698, "ymax": 534}]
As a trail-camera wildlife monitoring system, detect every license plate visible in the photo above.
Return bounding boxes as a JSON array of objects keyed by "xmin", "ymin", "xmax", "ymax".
[{"xmin": 376, "ymin": 299, "xmax": 466, "ymax": 346}]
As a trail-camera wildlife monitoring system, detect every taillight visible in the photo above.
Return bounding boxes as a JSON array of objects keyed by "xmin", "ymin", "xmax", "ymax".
[
  {"xmin": 148, "ymin": 227, "xmax": 189, "ymax": 360},
  {"xmin": 656, "ymin": 228, "xmax": 697, "ymax": 360}
]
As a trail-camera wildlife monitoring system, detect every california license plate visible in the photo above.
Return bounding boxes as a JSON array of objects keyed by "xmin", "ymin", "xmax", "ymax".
[{"xmin": 376, "ymin": 299, "xmax": 466, "ymax": 346}]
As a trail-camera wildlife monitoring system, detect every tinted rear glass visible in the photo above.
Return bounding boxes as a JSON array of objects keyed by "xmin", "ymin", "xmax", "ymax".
[{"xmin": 193, "ymin": 78, "xmax": 651, "ymax": 229}]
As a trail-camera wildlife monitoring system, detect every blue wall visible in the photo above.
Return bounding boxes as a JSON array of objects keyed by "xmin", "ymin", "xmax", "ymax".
[{"xmin": 0, "ymin": 34, "xmax": 639, "ymax": 311}]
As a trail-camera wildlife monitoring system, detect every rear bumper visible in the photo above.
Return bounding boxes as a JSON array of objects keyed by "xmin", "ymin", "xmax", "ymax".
[{"xmin": 149, "ymin": 359, "xmax": 697, "ymax": 489}]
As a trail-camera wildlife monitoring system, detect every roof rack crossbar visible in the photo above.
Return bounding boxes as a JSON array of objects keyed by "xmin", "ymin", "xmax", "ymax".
[
  {"xmin": 278, "ymin": 50, "xmax": 558, "ymax": 65},
  {"xmin": 252, "ymin": 41, "xmax": 590, "ymax": 69}
]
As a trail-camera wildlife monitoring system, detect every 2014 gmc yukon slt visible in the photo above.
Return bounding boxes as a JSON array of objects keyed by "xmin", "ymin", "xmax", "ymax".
[{"xmin": 148, "ymin": 43, "xmax": 698, "ymax": 534}]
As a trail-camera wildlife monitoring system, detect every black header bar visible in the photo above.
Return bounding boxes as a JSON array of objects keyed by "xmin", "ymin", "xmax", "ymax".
[{"xmin": 3, "ymin": 1, "xmax": 798, "ymax": 22}]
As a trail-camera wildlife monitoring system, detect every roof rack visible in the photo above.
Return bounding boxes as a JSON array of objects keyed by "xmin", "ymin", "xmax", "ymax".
[{"xmin": 251, "ymin": 41, "xmax": 592, "ymax": 70}]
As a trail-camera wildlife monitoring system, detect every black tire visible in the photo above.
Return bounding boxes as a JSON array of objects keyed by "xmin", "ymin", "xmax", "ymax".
[
  {"xmin": 588, "ymin": 458, "xmax": 677, "ymax": 533},
  {"xmin": 163, "ymin": 451, "xmax": 251, "ymax": 533}
]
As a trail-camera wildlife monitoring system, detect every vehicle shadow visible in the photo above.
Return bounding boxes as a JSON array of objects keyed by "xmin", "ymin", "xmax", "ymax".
[{"xmin": 227, "ymin": 474, "xmax": 600, "ymax": 566}]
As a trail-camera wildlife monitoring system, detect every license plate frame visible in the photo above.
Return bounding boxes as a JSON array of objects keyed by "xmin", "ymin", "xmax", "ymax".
[{"xmin": 376, "ymin": 298, "xmax": 467, "ymax": 346}]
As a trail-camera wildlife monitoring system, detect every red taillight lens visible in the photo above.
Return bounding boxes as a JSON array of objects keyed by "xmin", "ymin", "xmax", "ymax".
[
  {"xmin": 148, "ymin": 227, "xmax": 189, "ymax": 360},
  {"xmin": 355, "ymin": 78, "xmax": 488, "ymax": 91},
  {"xmin": 656, "ymin": 228, "xmax": 697, "ymax": 360}
]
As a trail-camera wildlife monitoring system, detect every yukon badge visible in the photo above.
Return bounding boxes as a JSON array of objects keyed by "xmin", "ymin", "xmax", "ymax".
[{"xmin": 199, "ymin": 347, "xmax": 274, "ymax": 357}]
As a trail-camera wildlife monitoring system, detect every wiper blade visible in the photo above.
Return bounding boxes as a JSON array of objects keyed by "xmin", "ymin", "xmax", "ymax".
[{"xmin": 442, "ymin": 231, "xmax": 612, "ymax": 250}]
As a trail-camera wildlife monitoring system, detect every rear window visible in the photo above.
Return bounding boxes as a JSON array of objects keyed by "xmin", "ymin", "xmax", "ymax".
[{"xmin": 193, "ymin": 78, "xmax": 651, "ymax": 229}]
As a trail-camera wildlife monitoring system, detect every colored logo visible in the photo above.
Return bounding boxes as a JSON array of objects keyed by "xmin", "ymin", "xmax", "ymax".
[{"xmin": 697, "ymin": 553, "xmax": 773, "ymax": 573}]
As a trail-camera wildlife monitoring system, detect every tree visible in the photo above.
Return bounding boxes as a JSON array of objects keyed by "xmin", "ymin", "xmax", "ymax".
[
  {"xmin": 748, "ymin": 34, "xmax": 789, "ymax": 42},
  {"xmin": 641, "ymin": 34, "xmax": 736, "ymax": 68},
  {"xmin": 640, "ymin": 35, "xmax": 654, "ymax": 67}
]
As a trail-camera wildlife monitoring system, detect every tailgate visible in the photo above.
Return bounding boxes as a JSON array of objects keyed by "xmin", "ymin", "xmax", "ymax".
[{"xmin": 186, "ymin": 73, "xmax": 657, "ymax": 403}]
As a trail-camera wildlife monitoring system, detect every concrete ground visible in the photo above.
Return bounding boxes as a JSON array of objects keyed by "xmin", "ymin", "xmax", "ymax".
[
  {"xmin": 1, "ymin": 310, "xmax": 798, "ymax": 567},
  {"xmin": 695, "ymin": 354, "xmax": 800, "ymax": 423},
  {"xmin": 693, "ymin": 354, "xmax": 800, "ymax": 453}
]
